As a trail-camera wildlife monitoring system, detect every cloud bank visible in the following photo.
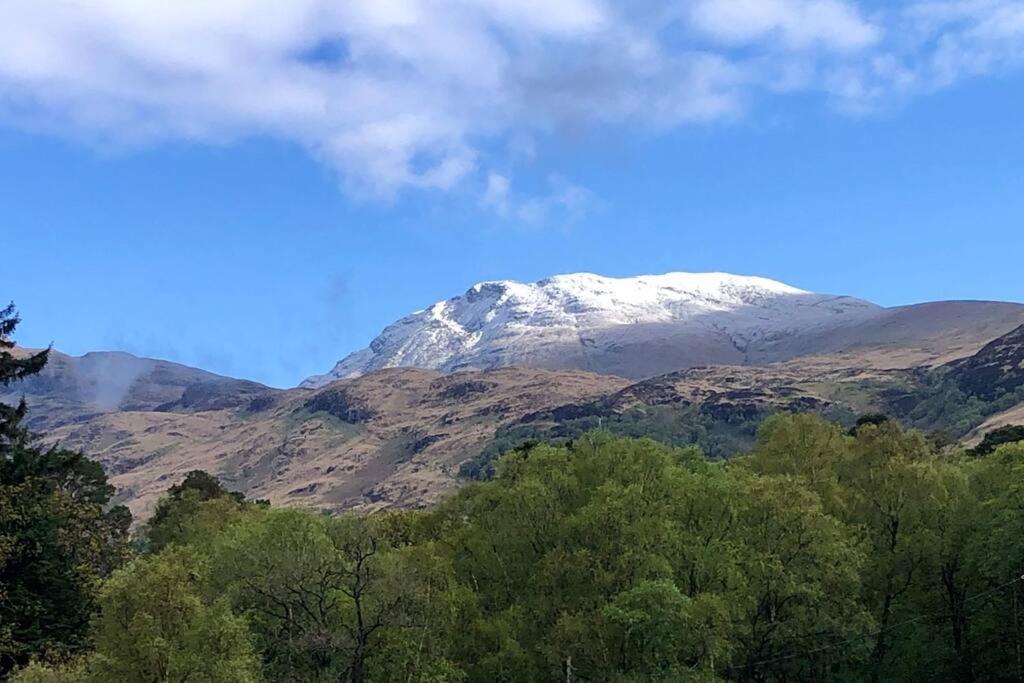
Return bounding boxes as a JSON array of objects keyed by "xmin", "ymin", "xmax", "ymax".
[{"xmin": 1, "ymin": 0, "xmax": 1022, "ymax": 201}]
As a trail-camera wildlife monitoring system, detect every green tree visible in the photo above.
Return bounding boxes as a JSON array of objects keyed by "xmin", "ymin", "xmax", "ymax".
[
  {"xmin": 88, "ymin": 546, "xmax": 261, "ymax": 682},
  {"xmin": 143, "ymin": 469, "xmax": 248, "ymax": 552},
  {"xmin": 213, "ymin": 508, "xmax": 457, "ymax": 683},
  {"xmin": 435, "ymin": 433, "xmax": 870, "ymax": 681},
  {"xmin": 723, "ymin": 473, "xmax": 870, "ymax": 681},
  {"xmin": 0, "ymin": 303, "xmax": 48, "ymax": 440},
  {"xmin": 744, "ymin": 412, "xmax": 850, "ymax": 514},
  {"xmin": 959, "ymin": 442, "xmax": 1024, "ymax": 681},
  {"xmin": 839, "ymin": 422, "xmax": 944, "ymax": 681},
  {"xmin": 0, "ymin": 305, "xmax": 131, "ymax": 675},
  {"xmin": 8, "ymin": 659, "xmax": 86, "ymax": 683},
  {"xmin": 599, "ymin": 579, "xmax": 725, "ymax": 680}
]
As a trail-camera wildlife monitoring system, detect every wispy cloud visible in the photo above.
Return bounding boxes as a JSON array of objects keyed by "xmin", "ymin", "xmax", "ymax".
[
  {"xmin": 0, "ymin": 1, "xmax": 1021, "ymax": 209},
  {"xmin": 689, "ymin": 0, "xmax": 880, "ymax": 51},
  {"xmin": 482, "ymin": 172, "xmax": 597, "ymax": 226}
]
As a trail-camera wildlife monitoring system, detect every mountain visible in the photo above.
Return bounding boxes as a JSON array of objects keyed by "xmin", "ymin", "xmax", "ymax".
[
  {"xmin": 38, "ymin": 366, "xmax": 628, "ymax": 521},
  {"xmin": 303, "ymin": 272, "xmax": 882, "ymax": 386},
  {"xmin": 8, "ymin": 273, "xmax": 1024, "ymax": 522},
  {"xmin": 1, "ymin": 349, "xmax": 266, "ymax": 432},
  {"xmin": 27, "ymin": 323, "xmax": 1024, "ymax": 523},
  {"xmin": 303, "ymin": 272, "xmax": 1024, "ymax": 387}
]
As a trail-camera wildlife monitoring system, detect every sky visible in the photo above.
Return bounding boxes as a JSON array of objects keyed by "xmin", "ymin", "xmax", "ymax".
[{"xmin": 2, "ymin": 0, "xmax": 1024, "ymax": 387}]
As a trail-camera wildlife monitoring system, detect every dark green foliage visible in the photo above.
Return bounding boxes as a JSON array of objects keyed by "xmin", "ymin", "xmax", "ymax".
[
  {"xmin": 971, "ymin": 424, "xmax": 1024, "ymax": 456},
  {"xmin": 172, "ymin": 469, "xmax": 243, "ymax": 501},
  {"xmin": 143, "ymin": 470, "xmax": 249, "ymax": 552},
  {"xmin": 893, "ymin": 365, "xmax": 1024, "ymax": 438},
  {"xmin": 0, "ymin": 303, "xmax": 49, "ymax": 390},
  {"xmin": 0, "ymin": 306, "xmax": 131, "ymax": 676},
  {"xmin": 0, "ymin": 304, "xmax": 49, "ymax": 445},
  {"xmin": 850, "ymin": 412, "xmax": 891, "ymax": 434},
  {"xmin": 947, "ymin": 324, "xmax": 1024, "ymax": 401}
]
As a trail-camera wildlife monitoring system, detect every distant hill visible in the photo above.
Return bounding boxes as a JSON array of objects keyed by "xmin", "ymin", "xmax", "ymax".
[
  {"xmin": 29, "ymin": 365, "xmax": 627, "ymax": 521},
  {"xmin": 2, "ymin": 349, "xmax": 264, "ymax": 432}
]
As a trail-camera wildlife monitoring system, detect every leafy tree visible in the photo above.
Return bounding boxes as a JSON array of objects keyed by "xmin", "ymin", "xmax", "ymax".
[
  {"xmin": 724, "ymin": 473, "xmax": 870, "ymax": 681},
  {"xmin": 212, "ymin": 508, "xmax": 458, "ymax": 683},
  {"xmin": 8, "ymin": 659, "xmax": 85, "ymax": 683},
  {"xmin": 839, "ymin": 422, "xmax": 942, "ymax": 681},
  {"xmin": 744, "ymin": 412, "xmax": 850, "ymax": 514},
  {"xmin": 143, "ymin": 469, "xmax": 248, "ymax": 552},
  {"xmin": 88, "ymin": 546, "xmax": 261, "ymax": 682},
  {"xmin": 599, "ymin": 579, "xmax": 705, "ymax": 678},
  {"xmin": 436, "ymin": 433, "xmax": 871, "ymax": 681},
  {"xmin": 957, "ymin": 442, "xmax": 1024, "ymax": 681}
]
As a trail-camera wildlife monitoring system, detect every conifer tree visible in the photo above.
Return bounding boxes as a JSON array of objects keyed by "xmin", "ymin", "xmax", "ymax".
[
  {"xmin": 0, "ymin": 303, "xmax": 49, "ymax": 442},
  {"xmin": 0, "ymin": 304, "xmax": 130, "ymax": 676}
]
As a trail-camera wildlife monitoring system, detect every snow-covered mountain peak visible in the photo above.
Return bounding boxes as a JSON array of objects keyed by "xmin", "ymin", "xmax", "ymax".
[{"xmin": 302, "ymin": 271, "xmax": 879, "ymax": 387}]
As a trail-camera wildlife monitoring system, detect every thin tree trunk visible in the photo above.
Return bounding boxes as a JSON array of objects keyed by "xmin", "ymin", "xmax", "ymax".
[
  {"xmin": 942, "ymin": 560, "xmax": 974, "ymax": 683},
  {"xmin": 1014, "ymin": 580, "xmax": 1023, "ymax": 683},
  {"xmin": 349, "ymin": 641, "xmax": 366, "ymax": 683},
  {"xmin": 870, "ymin": 593, "xmax": 893, "ymax": 683}
]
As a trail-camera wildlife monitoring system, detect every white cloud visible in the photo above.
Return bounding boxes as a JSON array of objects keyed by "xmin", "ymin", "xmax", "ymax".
[
  {"xmin": 689, "ymin": 0, "xmax": 880, "ymax": 51},
  {"xmin": 818, "ymin": 0, "xmax": 1024, "ymax": 109},
  {"xmin": 903, "ymin": 0, "xmax": 1024, "ymax": 86},
  {"xmin": 480, "ymin": 172, "xmax": 595, "ymax": 226},
  {"xmin": 482, "ymin": 173, "xmax": 512, "ymax": 216},
  {"xmin": 515, "ymin": 177, "xmax": 597, "ymax": 226},
  {"xmin": 0, "ymin": 0, "xmax": 1022, "ymax": 203}
]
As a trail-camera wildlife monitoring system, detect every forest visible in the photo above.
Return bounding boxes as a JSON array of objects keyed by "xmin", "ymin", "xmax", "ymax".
[{"xmin": 3, "ymin": 307, "xmax": 1024, "ymax": 682}]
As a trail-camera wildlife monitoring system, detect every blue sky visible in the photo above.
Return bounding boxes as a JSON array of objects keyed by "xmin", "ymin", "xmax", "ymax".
[{"xmin": 3, "ymin": 1, "xmax": 1024, "ymax": 387}]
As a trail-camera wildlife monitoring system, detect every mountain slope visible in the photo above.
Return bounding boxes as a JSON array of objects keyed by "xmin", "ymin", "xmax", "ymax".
[
  {"xmin": 948, "ymin": 324, "xmax": 1024, "ymax": 400},
  {"xmin": 12, "ymin": 320, "xmax": 1024, "ymax": 522},
  {"xmin": 772, "ymin": 301, "xmax": 1024, "ymax": 369},
  {"xmin": 304, "ymin": 272, "xmax": 882, "ymax": 386},
  {"xmin": 2, "ymin": 349, "xmax": 266, "ymax": 432},
  {"xmin": 43, "ymin": 367, "xmax": 628, "ymax": 521}
]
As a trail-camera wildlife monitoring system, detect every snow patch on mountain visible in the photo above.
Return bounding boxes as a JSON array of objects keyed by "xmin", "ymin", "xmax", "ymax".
[{"xmin": 302, "ymin": 272, "xmax": 881, "ymax": 387}]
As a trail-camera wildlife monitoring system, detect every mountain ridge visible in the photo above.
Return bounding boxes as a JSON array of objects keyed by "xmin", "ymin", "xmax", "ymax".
[
  {"xmin": 303, "ymin": 271, "xmax": 882, "ymax": 386},
  {"xmin": 6, "ymin": 293, "xmax": 1024, "ymax": 520}
]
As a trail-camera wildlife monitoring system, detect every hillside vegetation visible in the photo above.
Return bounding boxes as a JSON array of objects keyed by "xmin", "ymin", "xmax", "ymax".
[{"xmin": 10, "ymin": 422, "xmax": 1024, "ymax": 682}]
